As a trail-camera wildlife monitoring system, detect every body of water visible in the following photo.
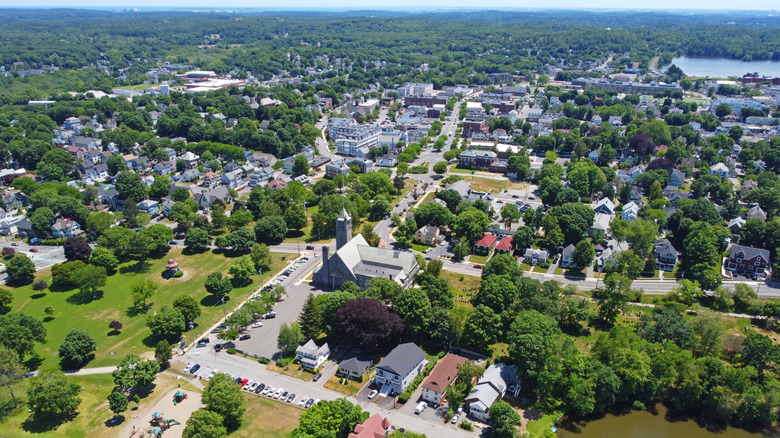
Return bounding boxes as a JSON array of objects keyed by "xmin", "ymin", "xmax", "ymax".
[
  {"xmin": 664, "ymin": 56, "xmax": 780, "ymax": 79},
  {"xmin": 557, "ymin": 405, "xmax": 775, "ymax": 438}
]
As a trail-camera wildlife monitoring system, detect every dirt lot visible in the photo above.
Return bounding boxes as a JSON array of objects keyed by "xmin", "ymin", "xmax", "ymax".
[{"xmin": 122, "ymin": 388, "xmax": 203, "ymax": 438}]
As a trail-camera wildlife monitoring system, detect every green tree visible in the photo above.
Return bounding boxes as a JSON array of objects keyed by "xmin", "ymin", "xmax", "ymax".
[
  {"xmin": 572, "ymin": 240, "xmax": 595, "ymax": 269},
  {"xmin": 131, "ymin": 280, "xmax": 158, "ymax": 309},
  {"xmin": 26, "ymin": 371, "xmax": 81, "ymax": 419},
  {"xmin": 250, "ymin": 243, "xmax": 272, "ymax": 271},
  {"xmin": 58, "ymin": 328, "xmax": 97, "ymax": 368},
  {"xmin": 202, "ymin": 373, "xmax": 247, "ymax": 430},
  {"xmin": 183, "ymin": 408, "xmax": 227, "ymax": 438},
  {"xmin": 226, "ymin": 210, "xmax": 254, "ymax": 231},
  {"xmin": 500, "ymin": 204, "xmax": 522, "ymax": 229},
  {"xmin": 106, "ymin": 154, "xmax": 125, "ymax": 176},
  {"xmin": 284, "ymin": 204, "xmax": 308, "ymax": 231},
  {"xmin": 649, "ymin": 180, "xmax": 663, "ymax": 201},
  {"xmin": 0, "ymin": 312, "xmax": 47, "ymax": 361},
  {"xmin": 29, "ymin": 206, "xmax": 55, "ymax": 236},
  {"xmin": 0, "ymin": 345, "xmax": 25, "ymax": 408},
  {"xmin": 453, "ymin": 209, "xmax": 490, "ymax": 243},
  {"xmin": 298, "ymin": 293, "xmax": 323, "ymax": 340},
  {"xmin": 489, "ymin": 400, "xmax": 523, "ymax": 438},
  {"xmin": 6, "ymin": 253, "xmax": 35, "ymax": 284},
  {"xmin": 715, "ymin": 103, "xmax": 732, "ymax": 118},
  {"xmin": 597, "ymin": 273, "xmax": 632, "ymax": 324},
  {"xmin": 205, "ymin": 272, "xmax": 233, "ymax": 297},
  {"xmin": 107, "ymin": 390, "xmax": 128, "ymax": 417},
  {"xmin": 89, "ymin": 247, "xmax": 119, "ymax": 273},
  {"xmin": 433, "ymin": 161, "xmax": 448, "ymax": 175},
  {"xmin": 254, "ymin": 215, "xmax": 287, "ymax": 243},
  {"xmin": 71, "ymin": 265, "xmax": 107, "ymax": 295},
  {"xmin": 146, "ymin": 307, "xmax": 185, "ymax": 340},
  {"xmin": 184, "ymin": 227, "xmax": 211, "ymax": 252},
  {"xmin": 149, "ymin": 175, "xmax": 171, "ymax": 199},
  {"xmin": 0, "ymin": 288, "xmax": 12, "ymax": 313},
  {"xmin": 228, "ymin": 255, "xmax": 255, "ymax": 282},
  {"xmin": 292, "ymin": 155, "xmax": 310, "ymax": 177},
  {"xmin": 462, "ymin": 305, "xmax": 503, "ymax": 350},
  {"xmin": 173, "ymin": 296, "xmax": 201, "ymax": 323},
  {"xmin": 155, "ymin": 339, "xmax": 172, "ymax": 367},
  {"xmin": 112, "ymin": 354, "xmax": 161, "ymax": 391},
  {"xmin": 86, "ymin": 211, "xmax": 115, "ymax": 237},
  {"xmin": 277, "ymin": 321, "xmax": 304, "ymax": 356},
  {"xmin": 115, "ymin": 170, "xmax": 148, "ymax": 201},
  {"xmin": 394, "ymin": 288, "xmax": 433, "ymax": 338},
  {"xmin": 291, "ymin": 398, "xmax": 368, "ymax": 438}
]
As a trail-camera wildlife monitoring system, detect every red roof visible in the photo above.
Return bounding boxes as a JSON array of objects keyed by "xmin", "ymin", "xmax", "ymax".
[
  {"xmin": 475, "ymin": 233, "xmax": 498, "ymax": 248},
  {"xmin": 348, "ymin": 414, "xmax": 390, "ymax": 438},
  {"xmin": 495, "ymin": 236, "xmax": 513, "ymax": 252},
  {"xmin": 421, "ymin": 353, "xmax": 469, "ymax": 395}
]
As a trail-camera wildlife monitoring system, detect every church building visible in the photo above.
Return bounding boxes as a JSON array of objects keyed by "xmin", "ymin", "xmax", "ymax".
[{"xmin": 313, "ymin": 207, "xmax": 419, "ymax": 290}]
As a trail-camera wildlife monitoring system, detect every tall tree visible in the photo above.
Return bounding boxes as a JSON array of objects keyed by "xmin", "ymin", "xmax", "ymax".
[
  {"xmin": 202, "ymin": 373, "xmax": 247, "ymax": 430},
  {"xmin": 26, "ymin": 371, "xmax": 81, "ymax": 419},
  {"xmin": 298, "ymin": 294, "xmax": 323, "ymax": 340},
  {"xmin": 0, "ymin": 345, "xmax": 25, "ymax": 408}
]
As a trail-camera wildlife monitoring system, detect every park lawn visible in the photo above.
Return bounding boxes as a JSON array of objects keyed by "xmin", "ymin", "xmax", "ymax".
[
  {"xmin": 285, "ymin": 205, "xmax": 327, "ymax": 245},
  {"xmin": 440, "ymin": 270, "xmax": 481, "ymax": 293},
  {"xmin": 323, "ymin": 373, "xmax": 369, "ymax": 397},
  {"xmin": 448, "ymin": 164, "xmax": 474, "ymax": 175},
  {"xmin": 9, "ymin": 248, "xmax": 295, "ymax": 372},
  {"xmin": 410, "ymin": 242, "xmax": 433, "ymax": 253},
  {"xmin": 118, "ymin": 84, "xmax": 159, "ymax": 91},
  {"xmin": 231, "ymin": 397, "xmax": 302, "ymax": 438},
  {"xmin": 525, "ymin": 410, "xmax": 562, "ymax": 438},
  {"xmin": 470, "ymin": 253, "xmax": 491, "ymax": 265},
  {"xmin": 461, "ymin": 176, "xmax": 527, "ymax": 194}
]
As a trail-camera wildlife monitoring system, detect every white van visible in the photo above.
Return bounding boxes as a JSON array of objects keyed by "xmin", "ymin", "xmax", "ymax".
[{"xmin": 415, "ymin": 401, "xmax": 427, "ymax": 415}]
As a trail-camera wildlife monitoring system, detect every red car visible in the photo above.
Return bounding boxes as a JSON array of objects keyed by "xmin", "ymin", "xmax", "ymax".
[
  {"xmin": 239, "ymin": 378, "xmax": 249, "ymax": 387},
  {"xmin": 473, "ymin": 264, "xmax": 483, "ymax": 269},
  {"xmin": 29, "ymin": 249, "xmax": 39, "ymax": 252}
]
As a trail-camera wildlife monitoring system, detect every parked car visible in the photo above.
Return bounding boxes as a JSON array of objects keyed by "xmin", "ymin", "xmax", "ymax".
[
  {"xmin": 234, "ymin": 377, "xmax": 243, "ymax": 384},
  {"xmin": 273, "ymin": 388, "xmax": 284, "ymax": 399},
  {"xmin": 239, "ymin": 378, "xmax": 249, "ymax": 387},
  {"xmin": 286, "ymin": 393, "xmax": 295, "ymax": 403},
  {"xmin": 306, "ymin": 245, "xmax": 315, "ymax": 250},
  {"xmin": 189, "ymin": 364, "xmax": 201, "ymax": 374},
  {"xmin": 474, "ymin": 264, "xmax": 483, "ymax": 269},
  {"xmin": 368, "ymin": 390, "xmax": 378, "ymax": 400},
  {"xmin": 414, "ymin": 401, "xmax": 427, "ymax": 414},
  {"xmin": 183, "ymin": 363, "xmax": 193, "ymax": 372},
  {"xmin": 298, "ymin": 396, "xmax": 309, "ymax": 407},
  {"xmin": 265, "ymin": 311, "xmax": 277, "ymax": 319},
  {"xmin": 239, "ymin": 334, "xmax": 251, "ymax": 341},
  {"xmin": 279, "ymin": 390, "xmax": 288, "ymax": 400},
  {"xmin": 262, "ymin": 385, "xmax": 273, "ymax": 396},
  {"xmin": 313, "ymin": 372, "xmax": 322, "ymax": 382},
  {"xmin": 255, "ymin": 383, "xmax": 265, "ymax": 393},
  {"xmin": 304, "ymin": 398, "xmax": 315, "ymax": 408},
  {"xmin": 10, "ymin": 242, "xmax": 18, "ymax": 246},
  {"xmin": 251, "ymin": 322, "xmax": 263, "ymax": 328},
  {"xmin": 196, "ymin": 341, "xmax": 208, "ymax": 348},
  {"xmin": 29, "ymin": 248, "xmax": 39, "ymax": 252}
]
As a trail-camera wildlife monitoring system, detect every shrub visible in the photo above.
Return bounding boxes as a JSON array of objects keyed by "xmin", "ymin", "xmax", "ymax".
[
  {"xmin": 174, "ymin": 270, "xmax": 184, "ymax": 278},
  {"xmin": 460, "ymin": 420, "xmax": 473, "ymax": 431},
  {"xmin": 226, "ymin": 348, "xmax": 237, "ymax": 355},
  {"xmin": 397, "ymin": 392, "xmax": 411, "ymax": 404},
  {"xmin": 257, "ymin": 357, "xmax": 270, "ymax": 364}
]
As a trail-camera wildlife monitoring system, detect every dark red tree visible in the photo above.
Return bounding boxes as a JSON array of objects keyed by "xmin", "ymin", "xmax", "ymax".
[
  {"xmin": 335, "ymin": 298, "xmax": 403, "ymax": 354},
  {"xmin": 109, "ymin": 320, "xmax": 123, "ymax": 332},
  {"xmin": 629, "ymin": 133, "xmax": 654, "ymax": 156},
  {"xmin": 63, "ymin": 236, "xmax": 92, "ymax": 262}
]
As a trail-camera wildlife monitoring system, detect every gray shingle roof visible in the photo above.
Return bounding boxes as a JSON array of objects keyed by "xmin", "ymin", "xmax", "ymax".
[{"xmin": 376, "ymin": 342, "xmax": 425, "ymax": 377}]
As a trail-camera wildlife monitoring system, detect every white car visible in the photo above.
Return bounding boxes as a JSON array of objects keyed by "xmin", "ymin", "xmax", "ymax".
[
  {"xmin": 183, "ymin": 363, "xmax": 193, "ymax": 372},
  {"xmin": 206, "ymin": 369, "xmax": 218, "ymax": 379},
  {"xmin": 262, "ymin": 385, "xmax": 273, "ymax": 396},
  {"xmin": 274, "ymin": 388, "xmax": 284, "ymax": 399},
  {"xmin": 244, "ymin": 381, "xmax": 256, "ymax": 391},
  {"xmin": 251, "ymin": 322, "xmax": 263, "ymax": 328},
  {"xmin": 367, "ymin": 390, "xmax": 378, "ymax": 400},
  {"xmin": 298, "ymin": 396, "xmax": 309, "ymax": 407}
]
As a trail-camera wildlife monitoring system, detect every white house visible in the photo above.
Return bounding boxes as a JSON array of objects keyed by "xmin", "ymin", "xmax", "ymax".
[
  {"xmin": 594, "ymin": 197, "xmax": 615, "ymax": 215},
  {"xmin": 709, "ymin": 162, "xmax": 729, "ymax": 179},
  {"xmin": 622, "ymin": 201, "xmax": 639, "ymax": 222},
  {"xmin": 559, "ymin": 244, "xmax": 575, "ymax": 268},
  {"xmin": 51, "ymin": 218, "xmax": 81, "ymax": 238},
  {"xmin": 295, "ymin": 339, "xmax": 330, "ymax": 370},
  {"xmin": 465, "ymin": 363, "xmax": 518, "ymax": 422},
  {"xmin": 374, "ymin": 343, "xmax": 427, "ymax": 395}
]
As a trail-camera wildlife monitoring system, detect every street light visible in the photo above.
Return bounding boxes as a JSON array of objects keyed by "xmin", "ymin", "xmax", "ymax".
[{"xmin": 220, "ymin": 296, "xmax": 227, "ymax": 318}]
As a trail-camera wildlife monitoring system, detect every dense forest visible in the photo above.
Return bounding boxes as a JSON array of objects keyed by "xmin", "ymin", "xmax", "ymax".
[{"xmin": 0, "ymin": 9, "xmax": 779, "ymax": 103}]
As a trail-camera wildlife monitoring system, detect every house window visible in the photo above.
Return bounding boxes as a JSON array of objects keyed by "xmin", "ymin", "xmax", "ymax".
[{"xmin": 755, "ymin": 260, "xmax": 762, "ymax": 266}]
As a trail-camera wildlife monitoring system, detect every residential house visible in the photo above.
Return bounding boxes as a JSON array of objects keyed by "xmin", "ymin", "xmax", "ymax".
[
  {"xmin": 559, "ymin": 244, "xmax": 576, "ymax": 268},
  {"xmin": 153, "ymin": 161, "xmax": 174, "ymax": 175},
  {"xmin": 594, "ymin": 197, "xmax": 615, "ymax": 215},
  {"xmin": 87, "ymin": 148, "xmax": 104, "ymax": 164},
  {"xmin": 249, "ymin": 167, "xmax": 274, "ymax": 188},
  {"xmin": 588, "ymin": 149, "xmax": 601, "ymax": 161},
  {"xmin": 72, "ymin": 136, "xmax": 99, "ymax": 150},
  {"xmin": 669, "ymin": 169, "xmax": 686, "ymax": 187},
  {"xmin": 161, "ymin": 199, "xmax": 175, "ymax": 217},
  {"xmin": 630, "ymin": 186, "xmax": 643, "ymax": 202},
  {"xmin": 458, "ymin": 149, "xmax": 497, "ymax": 168},
  {"xmin": 15, "ymin": 219, "xmax": 33, "ymax": 238},
  {"xmin": 726, "ymin": 245, "xmax": 770, "ymax": 276},
  {"xmin": 164, "ymin": 148, "xmax": 177, "ymax": 161},
  {"xmin": 728, "ymin": 217, "xmax": 746, "ymax": 234},
  {"xmin": 267, "ymin": 178, "xmax": 288, "ymax": 191},
  {"xmin": 137, "ymin": 200, "xmax": 159, "ymax": 216},
  {"xmin": 740, "ymin": 179, "xmax": 759, "ymax": 197},
  {"xmin": 465, "ymin": 363, "xmax": 518, "ymax": 422},
  {"xmin": 622, "ymin": 201, "xmax": 639, "ymax": 222},
  {"xmin": 473, "ymin": 233, "xmax": 498, "ymax": 256},
  {"xmin": 421, "ymin": 353, "xmax": 469, "ymax": 405},
  {"xmin": 339, "ymin": 354, "xmax": 373, "ymax": 381},
  {"xmin": 617, "ymin": 165, "xmax": 645, "ymax": 183},
  {"xmin": 415, "ymin": 224, "xmax": 441, "ymax": 246},
  {"xmin": 179, "ymin": 169, "xmax": 202, "ymax": 182},
  {"xmin": 494, "ymin": 236, "xmax": 513, "ymax": 255},
  {"xmin": 180, "ymin": 151, "xmax": 200, "ymax": 169},
  {"xmin": 221, "ymin": 171, "xmax": 241, "ymax": 188},
  {"xmin": 747, "ymin": 205, "xmax": 767, "ymax": 221},
  {"xmin": 295, "ymin": 339, "xmax": 330, "ymax": 370},
  {"xmin": 376, "ymin": 155, "xmax": 398, "ymax": 167},
  {"xmin": 2, "ymin": 192, "xmax": 27, "ymax": 210},
  {"xmin": 523, "ymin": 248, "xmax": 549, "ymax": 265},
  {"xmin": 202, "ymin": 171, "xmax": 220, "ymax": 186},
  {"xmin": 374, "ymin": 343, "xmax": 427, "ymax": 395},
  {"xmin": 347, "ymin": 414, "xmax": 391, "ymax": 438},
  {"xmin": 51, "ymin": 218, "xmax": 81, "ymax": 238},
  {"xmin": 709, "ymin": 162, "xmax": 730, "ymax": 179},
  {"xmin": 590, "ymin": 213, "xmax": 611, "ymax": 235},
  {"xmin": 667, "ymin": 191, "xmax": 691, "ymax": 205},
  {"xmin": 654, "ymin": 239, "xmax": 679, "ymax": 272},
  {"xmin": 195, "ymin": 186, "xmax": 232, "ymax": 210}
]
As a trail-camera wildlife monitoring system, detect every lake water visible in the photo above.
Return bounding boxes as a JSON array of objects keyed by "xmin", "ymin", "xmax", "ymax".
[
  {"xmin": 664, "ymin": 56, "xmax": 780, "ymax": 79},
  {"xmin": 557, "ymin": 405, "xmax": 776, "ymax": 438}
]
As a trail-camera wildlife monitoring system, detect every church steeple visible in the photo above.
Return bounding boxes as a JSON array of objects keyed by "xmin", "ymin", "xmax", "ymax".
[{"xmin": 336, "ymin": 206, "xmax": 352, "ymax": 250}]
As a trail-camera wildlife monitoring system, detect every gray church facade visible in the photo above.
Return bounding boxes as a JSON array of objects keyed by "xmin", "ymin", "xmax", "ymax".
[{"xmin": 313, "ymin": 208, "xmax": 419, "ymax": 290}]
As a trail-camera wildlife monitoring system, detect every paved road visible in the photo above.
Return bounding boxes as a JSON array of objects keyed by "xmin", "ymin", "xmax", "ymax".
[
  {"xmin": 175, "ymin": 352, "xmax": 472, "ymax": 437},
  {"xmin": 0, "ymin": 239, "xmax": 65, "ymax": 275}
]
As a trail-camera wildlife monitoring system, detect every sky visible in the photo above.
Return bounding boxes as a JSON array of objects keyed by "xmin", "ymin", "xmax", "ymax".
[{"xmin": 1, "ymin": 1, "xmax": 778, "ymax": 11}]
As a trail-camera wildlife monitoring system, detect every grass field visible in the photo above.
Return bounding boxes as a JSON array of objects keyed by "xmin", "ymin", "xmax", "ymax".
[
  {"xmin": 266, "ymin": 362, "xmax": 316, "ymax": 382},
  {"xmin": 469, "ymin": 253, "xmax": 491, "ymax": 265},
  {"xmin": 324, "ymin": 373, "xmax": 368, "ymax": 396},
  {"xmin": 231, "ymin": 397, "xmax": 303, "ymax": 438},
  {"xmin": 116, "ymin": 84, "xmax": 159, "ymax": 91},
  {"xmin": 8, "ymin": 248, "xmax": 294, "ymax": 372},
  {"xmin": 448, "ymin": 164, "xmax": 475, "ymax": 175},
  {"xmin": 461, "ymin": 176, "xmax": 527, "ymax": 194}
]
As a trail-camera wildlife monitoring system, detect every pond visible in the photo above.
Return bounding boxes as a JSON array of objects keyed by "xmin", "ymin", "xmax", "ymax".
[
  {"xmin": 663, "ymin": 56, "xmax": 780, "ymax": 78},
  {"xmin": 557, "ymin": 404, "xmax": 776, "ymax": 438}
]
